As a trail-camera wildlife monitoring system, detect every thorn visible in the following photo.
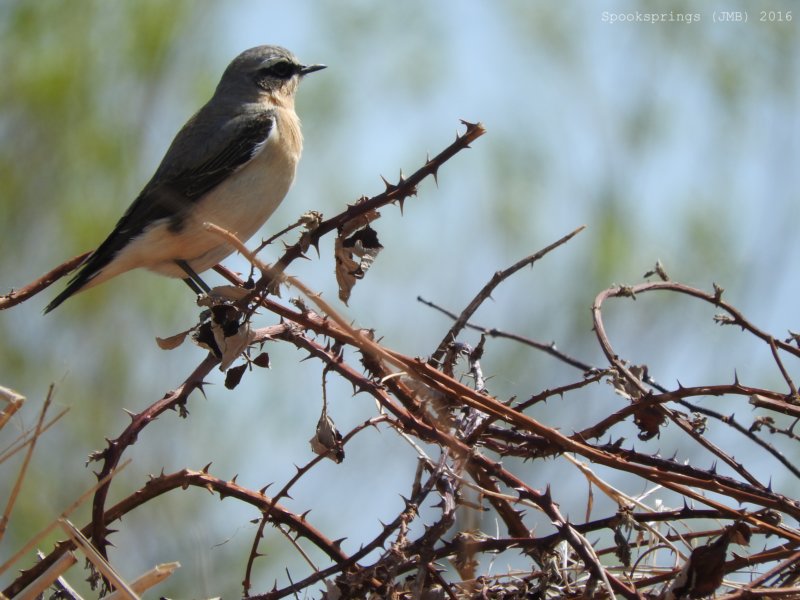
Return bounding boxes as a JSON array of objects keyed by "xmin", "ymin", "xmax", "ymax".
[
  {"xmin": 231, "ymin": 474, "xmax": 238, "ymax": 485},
  {"xmin": 122, "ymin": 408, "xmax": 136, "ymax": 421},
  {"xmin": 259, "ymin": 483, "xmax": 272, "ymax": 495},
  {"xmin": 202, "ymin": 462, "xmax": 212, "ymax": 474},
  {"xmin": 300, "ymin": 509, "xmax": 311, "ymax": 521}
]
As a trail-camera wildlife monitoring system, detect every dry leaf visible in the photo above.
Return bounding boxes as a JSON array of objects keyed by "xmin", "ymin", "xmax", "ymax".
[
  {"xmin": 334, "ymin": 236, "xmax": 360, "ymax": 305},
  {"xmin": 192, "ymin": 321, "xmax": 220, "ymax": 356},
  {"xmin": 341, "ymin": 207, "xmax": 380, "ymax": 237},
  {"xmin": 297, "ymin": 210, "xmax": 324, "ymax": 253},
  {"xmin": 334, "ymin": 224, "xmax": 383, "ymax": 304},
  {"xmin": 607, "ymin": 365, "xmax": 665, "ymax": 439},
  {"xmin": 726, "ymin": 521, "xmax": 752, "ymax": 546},
  {"xmin": 667, "ymin": 523, "xmax": 750, "ymax": 599},
  {"xmin": 189, "ymin": 303, "xmax": 256, "ymax": 370},
  {"xmin": 344, "ymin": 227, "xmax": 382, "ymax": 277},
  {"xmin": 213, "ymin": 319, "xmax": 256, "ymax": 371},
  {"xmin": 156, "ymin": 330, "xmax": 190, "ymax": 350},
  {"xmin": 224, "ymin": 363, "xmax": 248, "ymax": 390},
  {"xmin": 609, "ymin": 364, "xmax": 648, "ymax": 401},
  {"xmin": 309, "ymin": 410, "xmax": 344, "ymax": 463},
  {"xmin": 252, "ymin": 352, "xmax": 271, "ymax": 368},
  {"xmin": 633, "ymin": 403, "xmax": 666, "ymax": 441}
]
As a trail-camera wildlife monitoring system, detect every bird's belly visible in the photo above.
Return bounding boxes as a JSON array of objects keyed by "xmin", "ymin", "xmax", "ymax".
[{"xmin": 117, "ymin": 143, "xmax": 298, "ymax": 279}]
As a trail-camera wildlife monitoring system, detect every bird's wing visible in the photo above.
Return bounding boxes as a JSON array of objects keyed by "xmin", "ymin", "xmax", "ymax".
[
  {"xmin": 116, "ymin": 108, "xmax": 277, "ymax": 240},
  {"xmin": 44, "ymin": 109, "xmax": 275, "ymax": 312}
]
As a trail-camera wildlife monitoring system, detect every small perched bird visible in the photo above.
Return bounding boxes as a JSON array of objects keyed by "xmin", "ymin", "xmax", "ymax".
[{"xmin": 45, "ymin": 45, "xmax": 325, "ymax": 313}]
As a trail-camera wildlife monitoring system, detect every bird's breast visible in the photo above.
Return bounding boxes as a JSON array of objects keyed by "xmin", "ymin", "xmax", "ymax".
[{"xmin": 197, "ymin": 106, "xmax": 303, "ymax": 235}]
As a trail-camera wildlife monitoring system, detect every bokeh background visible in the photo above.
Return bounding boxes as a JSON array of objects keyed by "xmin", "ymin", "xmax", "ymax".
[{"xmin": 1, "ymin": 1, "xmax": 798, "ymax": 597}]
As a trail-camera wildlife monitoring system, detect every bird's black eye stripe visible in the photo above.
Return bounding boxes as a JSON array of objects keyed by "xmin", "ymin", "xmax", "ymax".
[{"xmin": 264, "ymin": 60, "xmax": 296, "ymax": 79}]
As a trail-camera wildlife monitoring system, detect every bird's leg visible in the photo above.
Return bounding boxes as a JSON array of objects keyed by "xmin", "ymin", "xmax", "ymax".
[
  {"xmin": 182, "ymin": 277, "xmax": 206, "ymax": 295},
  {"xmin": 175, "ymin": 260, "xmax": 212, "ymax": 294}
]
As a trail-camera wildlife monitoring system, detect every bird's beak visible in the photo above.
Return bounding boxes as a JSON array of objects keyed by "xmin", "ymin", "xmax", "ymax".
[{"xmin": 299, "ymin": 63, "xmax": 326, "ymax": 76}]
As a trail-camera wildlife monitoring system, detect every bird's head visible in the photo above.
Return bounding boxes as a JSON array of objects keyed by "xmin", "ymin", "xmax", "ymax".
[{"xmin": 215, "ymin": 45, "xmax": 326, "ymax": 107}]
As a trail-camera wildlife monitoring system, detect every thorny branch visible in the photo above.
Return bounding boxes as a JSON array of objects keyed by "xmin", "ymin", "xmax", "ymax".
[
  {"xmin": 6, "ymin": 123, "xmax": 800, "ymax": 599},
  {"xmin": 428, "ymin": 224, "xmax": 586, "ymax": 368},
  {"xmin": 0, "ymin": 251, "xmax": 90, "ymax": 311}
]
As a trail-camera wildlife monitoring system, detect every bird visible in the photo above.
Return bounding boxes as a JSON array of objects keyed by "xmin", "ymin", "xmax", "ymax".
[{"xmin": 44, "ymin": 45, "xmax": 325, "ymax": 313}]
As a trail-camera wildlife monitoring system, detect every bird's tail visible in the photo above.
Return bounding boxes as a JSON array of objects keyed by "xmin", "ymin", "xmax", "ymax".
[{"xmin": 43, "ymin": 253, "xmax": 106, "ymax": 313}]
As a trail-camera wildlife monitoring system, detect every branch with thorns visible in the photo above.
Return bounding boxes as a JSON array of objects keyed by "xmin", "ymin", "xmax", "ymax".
[{"xmin": 6, "ymin": 123, "xmax": 800, "ymax": 600}]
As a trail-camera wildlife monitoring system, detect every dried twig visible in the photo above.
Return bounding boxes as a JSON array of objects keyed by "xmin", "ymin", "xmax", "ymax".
[
  {"xmin": 428, "ymin": 225, "xmax": 586, "ymax": 367},
  {"xmin": 0, "ymin": 251, "xmax": 90, "ymax": 311},
  {"xmin": 0, "ymin": 385, "xmax": 54, "ymax": 542}
]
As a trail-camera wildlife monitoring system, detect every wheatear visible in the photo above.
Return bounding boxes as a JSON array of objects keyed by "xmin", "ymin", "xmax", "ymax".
[{"xmin": 45, "ymin": 45, "xmax": 324, "ymax": 313}]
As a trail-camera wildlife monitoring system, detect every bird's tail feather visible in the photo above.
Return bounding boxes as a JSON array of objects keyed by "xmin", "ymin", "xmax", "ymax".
[{"xmin": 43, "ymin": 254, "xmax": 105, "ymax": 313}]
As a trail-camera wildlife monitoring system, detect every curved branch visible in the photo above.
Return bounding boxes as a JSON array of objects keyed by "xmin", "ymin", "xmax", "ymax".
[{"xmin": 5, "ymin": 469, "xmax": 348, "ymax": 598}]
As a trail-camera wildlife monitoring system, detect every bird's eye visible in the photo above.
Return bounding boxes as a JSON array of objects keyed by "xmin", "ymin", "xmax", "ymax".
[{"xmin": 268, "ymin": 61, "xmax": 295, "ymax": 79}]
